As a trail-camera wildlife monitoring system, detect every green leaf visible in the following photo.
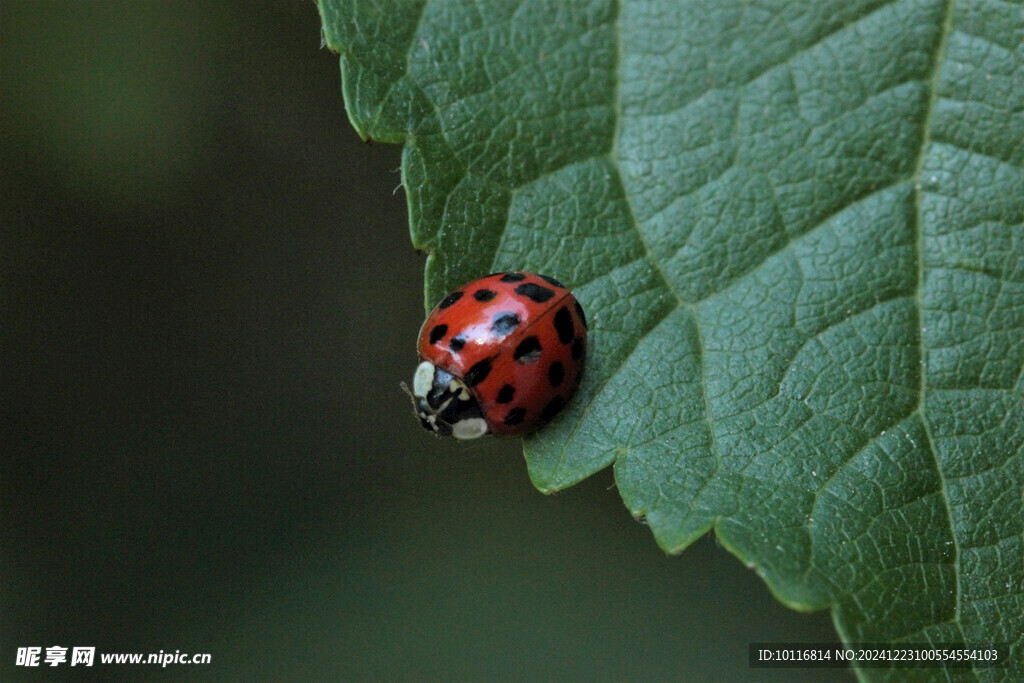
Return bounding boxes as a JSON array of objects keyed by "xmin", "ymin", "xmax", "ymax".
[{"xmin": 319, "ymin": 0, "xmax": 1024, "ymax": 677}]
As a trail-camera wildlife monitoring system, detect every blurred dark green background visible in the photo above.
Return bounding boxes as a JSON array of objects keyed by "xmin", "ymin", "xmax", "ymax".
[{"xmin": 2, "ymin": 2, "xmax": 841, "ymax": 680}]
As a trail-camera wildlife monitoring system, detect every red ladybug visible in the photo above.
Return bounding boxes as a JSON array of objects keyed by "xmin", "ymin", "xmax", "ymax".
[{"xmin": 411, "ymin": 271, "xmax": 587, "ymax": 439}]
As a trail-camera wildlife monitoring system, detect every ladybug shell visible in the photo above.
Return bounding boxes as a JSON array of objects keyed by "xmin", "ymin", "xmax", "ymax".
[{"xmin": 417, "ymin": 272, "xmax": 587, "ymax": 436}]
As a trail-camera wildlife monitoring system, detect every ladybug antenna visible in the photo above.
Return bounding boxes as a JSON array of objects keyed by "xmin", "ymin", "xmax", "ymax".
[{"xmin": 400, "ymin": 380, "xmax": 427, "ymax": 415}]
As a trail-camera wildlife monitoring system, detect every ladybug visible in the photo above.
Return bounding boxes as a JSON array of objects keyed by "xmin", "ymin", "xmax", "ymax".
[{"xmin": 411, "ymin": 271, "xmax": 587, "ymax": 439}]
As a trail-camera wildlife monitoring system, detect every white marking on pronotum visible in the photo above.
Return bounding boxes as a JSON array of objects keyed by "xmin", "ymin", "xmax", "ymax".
[
  {"xmin": 452, "ymin": 418, "xmax": 488, "ymax": 440},
  {"xmin": 448, "ymin": 378, "xmax": 471, "ymax": 401},
  {"xmin": 413, "ymin": 361, "xmax": 434, "ymax": 398}
]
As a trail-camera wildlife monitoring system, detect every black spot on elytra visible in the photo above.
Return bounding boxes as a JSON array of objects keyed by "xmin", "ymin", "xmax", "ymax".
[
  {"xmin": 499, "ymin": 272, "xmax": 526, "ymax": 282},
  {"xmin": 463, "ymin": 359, "xmax": 491, "ymax": 387},
  {"xmin": 473, "ymin": 288, "xmax": 496, "ymax": 302},
  {"xmin": 539, "ymin": 396, "xmax": 566, "ymax": 423},
  {"xmin": 573, "ymin": 300, "xmax": 588, "ymax": 329},
  {"xmin": 438, "ymin": 291, "xmax": 463, "ymax": 309},
  {"xmin": 503, "ymin": 407, "xmax": 526, "ymax": 426},
  {"xmin": 548, "ymin": 361, "xmax": 565, "ymax": 387},
  {"xmin": 538, "ymin": 274, "xmax": 565, "ymax": 288},
  {"xmin": 571, "ymin": 337, "xmax": 585, "ymax": 360},
  {"xmin": 449, "ymin": 336, "xmax": 466, "ymax": 353},
  {"xmin": 496, "ymin": 384, "xmax": 516, "ymax": 403},
  {"xmin": 553, "ymin": 306, "xmax": 575, "ymax": 344},
  {"xmin": 513, "ymin": 336, "xmax": 542, "ymax": 363},
  {"xmin": 515, "ymin": 282, "xmax": 555, "ymax": 303},
  {"xmin": 491, "ymin": 312, "xmax": 520, "ymax": 336},
  {"xmin": 429, "ymin": 324, "xmax": 447, "ymax": 345}
]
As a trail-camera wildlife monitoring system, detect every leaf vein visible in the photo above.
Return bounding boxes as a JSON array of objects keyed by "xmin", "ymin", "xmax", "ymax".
[{"xmin": 913, "ymin": 0, "xmax": 967, "ymax": 648}]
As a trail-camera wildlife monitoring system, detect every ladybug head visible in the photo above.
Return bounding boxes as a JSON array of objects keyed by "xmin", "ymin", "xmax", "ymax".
[{"xmin": 409, "ymin": 361, "xmax": 489, "ymax": 440}]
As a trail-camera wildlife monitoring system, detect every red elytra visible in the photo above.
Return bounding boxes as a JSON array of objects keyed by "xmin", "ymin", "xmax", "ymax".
[{"xmin": 412, "ymin": 271, "xmax": 587, "ymax": 438}]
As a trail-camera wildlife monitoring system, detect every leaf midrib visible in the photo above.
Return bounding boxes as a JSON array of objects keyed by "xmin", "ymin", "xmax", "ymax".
[{"xmin": 909, "ymin": 0, "xmax": 966, "ymax": 647}]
